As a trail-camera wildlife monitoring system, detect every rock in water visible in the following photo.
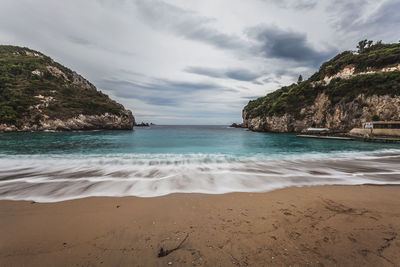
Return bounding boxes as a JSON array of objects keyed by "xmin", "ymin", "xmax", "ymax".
[
  {"xmin": 229, "ymin": 123, "xmax": 244, "ymax": 128},
  {"xmin": 0, "ymin": 45, "xmax": 135, "ymax": 132}
]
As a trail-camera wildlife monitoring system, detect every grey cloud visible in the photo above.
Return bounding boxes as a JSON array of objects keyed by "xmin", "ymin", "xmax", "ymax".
[
  {"xmin": 135, "ymin": 0, "xmax": 334, "ymax": 67},
  {"xmin": 368, "ymin": 0, "xmax": 400, "ymax": 27},
  {"xmin": 352, "ymin": 0, "xmax": 400, "ymax": 41},
  {"xmin": 67, "ymin": 35, "xmax": 136, "ymax": 57},
  {"xmin": 326, "ymin": 0, "xmax": 400, "ymax": 43},
  {"xmin": 135, "ymin": 0, "xmax": 246, "ymax": 50},
  {"xmin": 225, "ymin": 69, "xmax": 260, "ymax": 81},
  {"xmin": 262, "ymin": 77, "xmax": 280, "ymax": 84},
  {"xmin": 68, "ymin": 36, "xmax": 92, "ymax": 46},
  {"xmin": 185, "ymin": 66, "xmax": 261, "ymax": 81},
  {"xmin": 326, "ymin": 0, "xmax": 367, "ymax": 31},
  {"xmin": 275, "ymin": 68, "xmax": 305, "ymax": 78},
  {"xmin": 184, "ymin": 66, "xmax": 223, "ymax": 79},
  {"xmin": 97, "ymin": 78, "xmax": 237, "ymax": 107},
  {"xmin": 97, "ymin": 77, "xmax": 243, "ymax": 124},
  {"xmin": 242, "ymin": 95, "xmax": 264, "ymax": 100},
  {"xmin": 248, "ymin": 25, "xmax": 336, "ymax": 66},
  {"xmin": 269, "ymin": 0, "xmax": 318, "ymax": 10},
  {"xmin": 252, "ymin": 80, "xmax": 264, "ymax": 85}
]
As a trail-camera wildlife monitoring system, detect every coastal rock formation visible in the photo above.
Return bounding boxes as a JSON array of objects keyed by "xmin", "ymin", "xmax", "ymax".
[
  {"xmin": 0, "ymin": 45, "xmax": 135, "ymax": 131},
  {"xmin": 229, "ymin": 122, "xmax": 246, "ymax": 128},
  {"xmin": 0, "ymin": 111, "xmax": 134, "ymax": 132},
  {"xmin": 135, "ymin": 122, "xmax": 150, "ymax": 127},
  {"xmin": 320, "ymin": 63, "xmax": 400, "ymax": 85},
  {"xmin": 243, "ymin": 41, "xmax": 400, "ymax": 133},
  {"xmin": 243, "ymin": 93, "xmax": 400, "ymax": 133}
]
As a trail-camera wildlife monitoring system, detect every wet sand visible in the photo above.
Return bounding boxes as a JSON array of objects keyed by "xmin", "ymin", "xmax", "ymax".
[{"xmin": 1, "ymin": 185, "xmax": 400, "ymax": 266}]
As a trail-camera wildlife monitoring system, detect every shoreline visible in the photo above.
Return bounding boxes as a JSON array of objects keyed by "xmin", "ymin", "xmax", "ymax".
[
  {"xmin": 1, "ymin": 185, "xmax": 400, "ymax": 266},
  {"xmin": 2, "ymin": 149, "xmax": 400, "ymax": 203},
  {"xmin": 2, "ymin": 182, "xmax": 400, "ymax": 204}
]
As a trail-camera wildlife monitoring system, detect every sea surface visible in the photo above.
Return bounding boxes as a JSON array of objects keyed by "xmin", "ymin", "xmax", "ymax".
[{"xmin": 0, "ymin": 125, "xmax": 399, "ymax": 202}]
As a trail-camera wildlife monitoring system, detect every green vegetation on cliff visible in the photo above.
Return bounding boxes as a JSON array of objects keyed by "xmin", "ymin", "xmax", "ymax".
[
  {"xmin": 0, "ymin": 45, "xmax": 126, "ymax": 126},
  {"xmin": 309, "ymin": 41, "xmax": 400, "ymax": 81},
  {"xmin": 244, "ymin": 41, "xmax": 400, "ymax": 120}
]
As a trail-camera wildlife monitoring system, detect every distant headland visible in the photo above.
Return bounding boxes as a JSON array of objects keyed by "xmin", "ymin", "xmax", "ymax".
[
  {"xmin": 243, "ymin": 41, "xmax": 400, "ymax": 134},
  {"xmin": 0, "ymin": 45, "xmax": 135, "ymax": 132}
]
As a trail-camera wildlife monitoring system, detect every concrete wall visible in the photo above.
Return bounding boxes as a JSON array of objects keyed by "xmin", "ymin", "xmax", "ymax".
[{"xmin": 349, "ymin": 128, "xmax": 400, "ymax": 137}]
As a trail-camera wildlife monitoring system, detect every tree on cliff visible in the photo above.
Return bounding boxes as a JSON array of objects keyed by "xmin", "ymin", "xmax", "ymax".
[
  {"xmin": 297, "ymin": 75, "xmax": 303, "ymax": 84},
  {"xmin": 357, "ymin": 39, "xmax": 373, "ymax": 53}
]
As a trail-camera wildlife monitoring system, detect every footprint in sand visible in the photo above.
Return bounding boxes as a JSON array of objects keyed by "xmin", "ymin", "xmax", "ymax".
[
  {"xmin": 289, "ymin": 232, "xmax": 301, "ymax": 240},
  {"xmin": 280, "ymin": 209, "xmax": 293, "ymax": 216}
]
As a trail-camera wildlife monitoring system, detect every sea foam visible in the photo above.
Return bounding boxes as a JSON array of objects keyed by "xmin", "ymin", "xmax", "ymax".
[{"xmin": 0, "ymin": 149, "xmax": 399, "ymax": 202}]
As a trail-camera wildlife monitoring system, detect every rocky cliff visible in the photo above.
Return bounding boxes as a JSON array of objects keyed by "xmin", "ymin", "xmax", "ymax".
[
  {"xmin": 243, "ymin": 93, "xmax": 400, "ymax": 133},
  {"xmin": 243, "ymin": 41, "xmax": 400, "ymax": 133},
  {"xmin": 0, "ymin": 45, "xmax": 134, "ymax": 132}
]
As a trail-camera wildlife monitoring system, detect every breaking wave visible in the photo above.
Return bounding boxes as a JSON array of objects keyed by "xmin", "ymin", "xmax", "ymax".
[{"xmin": 1, "ymin": 149, "xmax": 400, "ymax": 202}]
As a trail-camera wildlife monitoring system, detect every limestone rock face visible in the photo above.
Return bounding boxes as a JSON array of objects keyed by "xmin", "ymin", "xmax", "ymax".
[
  {"xmin": 0, "ymin": 110, "xmax": 135, "ymax": 132},
  {"xmin": 243, "ymin": 93, "xmax": 400, "ymax": 133},
  {"xmin": 314, "ymin": 64, "xmax": 400, "ymax": 86}
]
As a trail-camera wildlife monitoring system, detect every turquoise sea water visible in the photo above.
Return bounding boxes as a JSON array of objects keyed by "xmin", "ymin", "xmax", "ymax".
[{"xmin": 0, "ymin": 125, "xmax": 399, "ymax": 202}]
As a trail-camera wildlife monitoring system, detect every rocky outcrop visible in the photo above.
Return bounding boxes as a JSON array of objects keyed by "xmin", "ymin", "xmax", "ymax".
[
  {"xmin": 71, "ymin": 71, "xmax": 97, "ymax": 90},
  {"xmin": 135, "ymin": 122, "xmax": 150, "ymax": 127},
  {"xmin": 243, "ymin": 42, "xmax": 400, "ymax": 133},
  {"xmin": 229, "ymin": 122, "xmax": 246, "ymax": 128},
  {"xmin": 243, "ymin": 93, "xmax": 400, "ymax": 133},
  {"xmin": 0, "ymin": 45, "xmax": 135, "ymax": 132},
  {"xmin": 0, "ymin": 110, "xmax": 134, "ymax": 132},
  {"xmin": 312, "ymin": 64, "xmax": 400, "ymax": 85},
  {"xmin": 326, "ymin": 64, "xmax": 400, "ymax": 84}
]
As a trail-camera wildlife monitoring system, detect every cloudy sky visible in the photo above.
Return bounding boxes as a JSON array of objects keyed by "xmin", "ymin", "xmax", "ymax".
[{"xmin": 1, "ymin": 0, "xmax": 399, "ymax": 124}]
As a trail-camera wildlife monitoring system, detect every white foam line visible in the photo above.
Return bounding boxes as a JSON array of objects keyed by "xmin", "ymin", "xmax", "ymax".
[
  {"xmin": 2, "ymin": 180, "xmax": 400, "ymax": 203},
  {"xmin": 0, "ymin": 149, "xmax": 399, "ymax": 202}
]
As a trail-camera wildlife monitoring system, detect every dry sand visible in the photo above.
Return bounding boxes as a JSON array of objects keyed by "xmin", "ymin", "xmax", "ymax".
[{"xmin": 1, "ymin": 185, "xmax": 400, "ymax": 266}]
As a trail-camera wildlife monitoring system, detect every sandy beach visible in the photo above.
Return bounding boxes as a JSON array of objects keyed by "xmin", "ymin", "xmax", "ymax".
[{"xmin": 1, "ymin": 185, "xmax": 400, "ymax": 266}]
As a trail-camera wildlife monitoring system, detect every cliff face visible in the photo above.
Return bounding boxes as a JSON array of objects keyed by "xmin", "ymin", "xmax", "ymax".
[
  {"xmin": 243, "ymin": 42, "xmax": 400, "ymax": 133},
  {"xmin": 0, "ymin": 45, "xmax": 135, "ymax": 132},
  {"xmin": 0, "ymin": 112, "xmax": 134, "ymax": 132},
  {"xmin": 243, "ymin": 93, "xmax": 400, "ymax": 133}
]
